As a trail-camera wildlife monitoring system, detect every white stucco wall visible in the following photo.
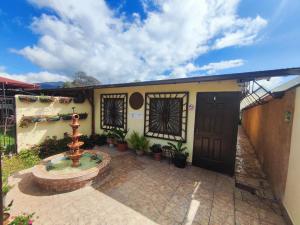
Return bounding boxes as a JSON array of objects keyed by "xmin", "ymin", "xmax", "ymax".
[{"xmin": 15, "ymin": 95, "xmax": 92, "ymax": 151}]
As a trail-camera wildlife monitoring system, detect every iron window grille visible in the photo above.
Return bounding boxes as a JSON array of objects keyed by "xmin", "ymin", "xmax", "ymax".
[
  {"xmin": 144, "ymin": 92, "xmax": 188, "ymax": 142},
  {"xmin": 100, "ymin": 93, "xmax": 127, "ymax": 130}
]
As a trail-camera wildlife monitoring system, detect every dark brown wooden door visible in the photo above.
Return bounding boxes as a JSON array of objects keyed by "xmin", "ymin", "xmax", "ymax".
[{"xmin": 193, "ymin": 92, "xmax": 240, "ymax": 175}]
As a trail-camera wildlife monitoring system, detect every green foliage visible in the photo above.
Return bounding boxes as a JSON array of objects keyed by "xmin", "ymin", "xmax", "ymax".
[
  {"xmin": 167, "ymin": 141, "xmax": 188, "ymax": 156},
  {"xmin": 9, "ymin": 213, "xmax": 35, "ymax": 225},
  {"xmin": 2, "ymin": 148, "xmax": 40, "ymax": 196},
  {"xmin": 2, "ymin": 183, "xmax": 12, "ymax": 196},
  {"xmin": 18, "ymin": 149, "xmax": 40, "ymax": 167},
  {"xmin": 150, "ymin": 144, "xmax": 162, "ymax": 153},
  {"xmin": 128, "ymin": 131, "xmax": 150, "ymax": 151},
  {"xmin": 4, "ymin": 200, "xmax": 13, "ymax": 213},
  {"xmin": 106, "ymin": 130, "xmax": 116, "ymax": 139},
  {"xmin": 90, "ymin": 133, "xmax": 107, "ymax": 146},
  {"xmin": 80, "ymin": 135, "xmax": 95, "ymax": 149},
  {"xmin": 0, "ymin": 131, "xmax": 16, "ymax": 155},
  {"xmin": 38, "ymin": 136, "xmax": 70, "ymax": 158},
  {"xmin": 113, "ymin": 128, "xmax": 128, "ymax": 143}
]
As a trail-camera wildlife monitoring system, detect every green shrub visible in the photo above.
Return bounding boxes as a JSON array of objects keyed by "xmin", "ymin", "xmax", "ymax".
[
  {"xmin": 38, "ymin": 136, "xmax": 71, "ymax": 158},
  {"xmin": 2, "ymin": 183, "xmax": 12, "ymax": 196},
  {"xmin": 18, "ymin": 149, "xmax": 40, "ymax": 167},
  {"xmin": 90, "ymin": 133, "xmax": 107, "ymax": 146},
  {"xmin": 9, "ymin": 213, "xmax": 35, "ymax": 225},
  {"xmin": 80, "ymin": 135, "xmax": 94, "ymax": 149}
]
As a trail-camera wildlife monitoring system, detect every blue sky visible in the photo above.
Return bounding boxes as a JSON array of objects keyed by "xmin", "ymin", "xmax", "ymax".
[{"xmin": 0, "ymin": 0, "xmax": 299, "ymax": 83}]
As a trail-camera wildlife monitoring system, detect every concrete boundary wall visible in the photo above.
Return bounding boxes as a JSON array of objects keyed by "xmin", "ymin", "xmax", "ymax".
[
  {"xmin": 242, "ymin": 89, "xmax": 295, "ymax": 200},
  {"xmin": 283, "ymin": 86, "xmax": 300, "ymax": 225},
  {"xmin": 15, "ymin": 95, "xmax": 92, "ymax": 151}
]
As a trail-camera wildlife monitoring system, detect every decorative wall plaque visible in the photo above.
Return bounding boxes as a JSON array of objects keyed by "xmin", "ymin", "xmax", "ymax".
[{"xmin": 129, "ymin": 92, "xmax": 144, "ymax": 110}]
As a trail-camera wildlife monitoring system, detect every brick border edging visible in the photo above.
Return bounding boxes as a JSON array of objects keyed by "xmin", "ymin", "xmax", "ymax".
[{"xmin": 32, "ymin": 150, "xmax": 111, "ymax": 192}]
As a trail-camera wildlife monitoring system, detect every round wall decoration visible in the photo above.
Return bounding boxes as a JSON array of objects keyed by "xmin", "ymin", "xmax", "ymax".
[{"xmin": 129, "ymin": 92, "xmax": 144, "ymax": 110}]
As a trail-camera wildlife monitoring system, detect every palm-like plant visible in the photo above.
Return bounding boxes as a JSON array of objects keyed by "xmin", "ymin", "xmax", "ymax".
[
  {"xmin": 128, "ymin": 131, "xmax": 140, "ymax": 149},
  {"xmin": 128, "ymin": 131, "xmax": 149, "ymax": 152},
  {"xmin": 113, "ymin": 128, "xmax": 128, "ymax": 143},
  {"xmin": 138, "ymin": 136, "xmax": 150, "ymax": 151},
  {"xmin": 167, "ymin": 141, "xmax": 188, "ymax": 156}
]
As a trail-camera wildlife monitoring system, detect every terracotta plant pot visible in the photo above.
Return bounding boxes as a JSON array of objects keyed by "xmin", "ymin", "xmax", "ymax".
[
  {"xmin": 117, "ymin": 142, "xmax": 128, "ymax": 151},
  {"xmin": 3, "ymin": 213, "xmax": 10, "ymax": 225},
  {"xmin": 154, "ymin": 152, "xmax": 162, "ymax": 161}
]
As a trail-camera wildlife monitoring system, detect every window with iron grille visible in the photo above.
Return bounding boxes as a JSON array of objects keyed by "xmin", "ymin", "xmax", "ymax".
[
  {"xmin": 144, "ymin": 92, "xmax": 188, "ymax": 141},
  {"xmin": 100, "ymin": 93, "xmax": 127, "ymax": 130}
]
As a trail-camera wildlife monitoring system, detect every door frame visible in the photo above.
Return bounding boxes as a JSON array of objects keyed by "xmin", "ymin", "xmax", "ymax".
[{"xmin": 192, "ymin": 91, "xmax": 240, "ymax": 175}]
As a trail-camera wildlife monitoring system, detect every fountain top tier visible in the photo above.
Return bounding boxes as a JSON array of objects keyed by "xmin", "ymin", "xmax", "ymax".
[{"xmin": 68, "ymin": 113, "xmax": 84, "ymax": 167}]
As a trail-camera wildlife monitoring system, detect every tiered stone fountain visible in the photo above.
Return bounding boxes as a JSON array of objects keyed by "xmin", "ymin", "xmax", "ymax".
[
  {"xmin": 67, "ymin": 114, "xmax": 84, "ymax": 167},
  {"xmin": 32, "ymin": 112, "xmax": 111, "ymax": 192}
]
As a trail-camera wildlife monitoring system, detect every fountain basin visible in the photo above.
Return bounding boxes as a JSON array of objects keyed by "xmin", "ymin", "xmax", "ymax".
[{"xmin": 32, "ymin": 150, "xmax": 111, "ymax": 192}]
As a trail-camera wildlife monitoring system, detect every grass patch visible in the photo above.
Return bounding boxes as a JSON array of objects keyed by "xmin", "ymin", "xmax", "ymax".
[{"xmin": 2, "ymin": 149, "xmax": 40, "ymax": 195}]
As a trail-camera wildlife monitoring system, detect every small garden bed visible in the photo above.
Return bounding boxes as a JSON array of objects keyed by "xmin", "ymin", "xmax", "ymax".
[
  {"xmin": 18, "ymin": 95, "xmax": 38, "ymax": 103},
  {"xmin": 59, "ymin": 97, "xmax": 72, "ymax": 104},
  {"xmin": 39, "ymin": 96, "xmax": 55, "ymax": 103}
]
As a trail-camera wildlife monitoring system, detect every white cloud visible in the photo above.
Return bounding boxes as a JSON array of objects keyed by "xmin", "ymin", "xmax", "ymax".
[
  {"xmin": 14, "ymin": 0, "xmax": 267, "ymax": 83},
  {"xmin": 257, "ymin": 75, "xmax": 298, "ymax": 91},
  {"xmin": 199, "ymin": 59, "xmax": 245, "ymax": 74},
  {"xmin": 0, "ymin": 71, "xmax": 70, "ymax": 83},
  {"xmin": 169, "ymin": 59, "xmax": 245, "ymax": 78}
]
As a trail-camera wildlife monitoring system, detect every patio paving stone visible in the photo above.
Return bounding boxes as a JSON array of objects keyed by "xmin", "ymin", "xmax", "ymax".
[{"xmin": 5, "ymin": 141, "xmax": 287, "ymax": 225}]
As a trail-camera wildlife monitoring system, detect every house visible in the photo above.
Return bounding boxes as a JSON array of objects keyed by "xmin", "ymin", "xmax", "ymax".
[
  {"xmin": 13, "ymin": 67, "xmax": 299, "ymax": 170},
  {"xmin": 8, "ymin": 67, "xmax": 300, "ymax": 224}
]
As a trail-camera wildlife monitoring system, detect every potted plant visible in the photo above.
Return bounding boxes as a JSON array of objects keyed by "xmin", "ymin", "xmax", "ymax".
[
  {"xmin": 31, "ymin": 116, "xmax": 47, "ymax": 123},
  {"xmin": 168, "ymin": 141, "xmax": 189, "ymax": 168},
  {"xmin": 137, "ymin": 135, "xmax": 150, "ymax": 156},
  {"xmin": 150, "ymin": 144, "xmax": 162, "ymax": 161},
  {"xmin": 60, "ymin": 113, "xmax": 73, "ymax": 120},
  {"xmin": 19, "ymin": 116, "xmax": 33, "ymax": 128},
  {"xmin": 39, "ymin": 96, "xmax": 55, "ymax": 103},
  {"xmin": 78, "ymin": 113, "xmax": 88, "ymax": 119},
  {"xmin": 18, "ymin": 95, "xmax": 38, "ymax": 103},
  {"xmin": 106, "ymin": 131, "xmax": 116, "ymax": 147},
  {"xmin": 113, "ymin": 128, "xmax": 128, "ymax": 151},
  {"xmin": 128, "ymin": 131, "xmax": 149, "ymax": 156},
  {"xmin": 59, "ymin": 97, "xmax": 72, "ymax": 104},
  {"xmin": 46, "ymin": 115, "xmax": 60, "ymax": 122},
  {"xmin": 3, "ymin": 200, "xmax": 13, "ymax": 225}
]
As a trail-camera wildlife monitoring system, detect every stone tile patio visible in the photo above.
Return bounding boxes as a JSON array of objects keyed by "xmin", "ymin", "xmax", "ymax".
[{"xmin": 6, "ymin": 141, "xmax": 287, "ymax": 225}]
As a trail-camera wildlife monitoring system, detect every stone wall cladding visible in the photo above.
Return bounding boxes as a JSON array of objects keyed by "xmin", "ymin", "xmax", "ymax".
[{"xmin": 32, "ymin": 150, "xmax": 111, "ymax": 192}]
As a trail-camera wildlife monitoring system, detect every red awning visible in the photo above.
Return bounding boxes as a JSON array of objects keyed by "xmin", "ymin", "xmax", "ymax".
[{"xmin": 0, "ymin": 76, "xmax": 39, "ymax": 89}]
